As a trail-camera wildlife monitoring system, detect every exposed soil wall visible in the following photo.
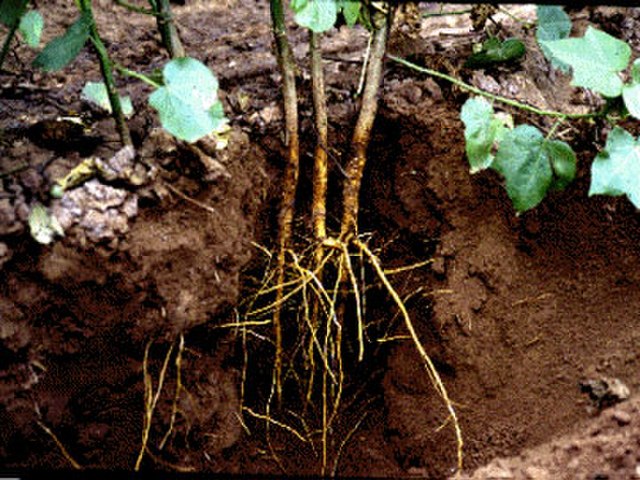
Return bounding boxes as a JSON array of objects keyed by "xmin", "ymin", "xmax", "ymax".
[{"xmin": 2, "ymin": 2, "xmax": 640, "ymax": 478}]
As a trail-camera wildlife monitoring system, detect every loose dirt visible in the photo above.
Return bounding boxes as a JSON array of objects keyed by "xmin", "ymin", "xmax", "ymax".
[{"xmin": 2, "ymin": 2, "xmax": 640, "ymax": 478}]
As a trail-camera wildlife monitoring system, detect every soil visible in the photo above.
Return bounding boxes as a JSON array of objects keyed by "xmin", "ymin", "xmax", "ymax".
[{"xmin": 2, "ymin": 2, "xmax": 640, "ymax": 479}]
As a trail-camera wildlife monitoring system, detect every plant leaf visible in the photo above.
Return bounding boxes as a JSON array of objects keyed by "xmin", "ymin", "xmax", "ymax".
[
  {"xmin": 82, "ymin": 81, "xmax": 134, "ymax": 117},
  {"xmin": 622, "ymin": 59, "xmax": 640, "ymax": 120},
  {"xmin": 460, "ymin": 97, "xmax": 509, "ymax": 173},
  {"xmin": 28, "ymin": 204, "xmax": 64, "ymax": 245},
  {"xmin": 589, "ymin": 126, "xmax": 640, "ymax": 207},
  {"xmin": 292, "ymin": 0, "xmax": 337, "ymax": 33},
  {"xmin": 546, "ymin": 139, "xmax": 577, "ymax": 190},
  {"xmin": 18, "ymin": 9, "xmax": 43, "ymax": 47},
  {"xmin": 339, "ymin": 0, "xmax": 360, "ymax": 27},
  {"xmin": 492, "ymin": 125, "xmax": 557, "ymax": 213},
  {"xmin": 149, "ymin": 57, "xmax": 227, "ymax": 143},
  {"xmin": 464, "ymin": 37, "xmax": 526, "ymax": 69},
  {"xmin": 0, "ymin": 0, "xmax": 28, "ymax": 27},
  {"xmin": 540, "ymin": 26, "xmax": 630, "ymax": 98},
  {"xmin": 33, "ymin": 12, "xmax": 91, "ymax": 71},
  {"xmin": 536, "ymin": 5, "xmax": 571, "ymax": 72}
]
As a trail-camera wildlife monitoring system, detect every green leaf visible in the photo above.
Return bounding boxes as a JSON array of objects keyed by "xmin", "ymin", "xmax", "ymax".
[
  {"xmin": 547, "ymin": 140, "xmax": 577, "ymax": 190},
  {"xmin": 540, "ymin": 26, "xmax": 631, "ymax": 98},
  {"xmin": 28, "ymin": 204, "xmax": 64, "ymax": 245},
  {"xmin": 149, "ymin": 57, "xmax": 227, "ymax": 143},
  {"xmin": 33, "ymin": 12, "xmax": 91, "ymax": 71},
  {"xmin": 622, "ymin": 59, "xmax": 640, "ymax": 120},
  {"xmin": 492, "ymin": 125, "xmax": 575, "ymax": 212},
  {"xmin": 536, "ymin": 5, "xmax": 571, "ymax": 72},
  {"xmin": 460, "ymin": 97, "xmax": 509, "ymax": 173},
  {"xmin": 0, "ymin": 0, "xmax": 28, "ymax": 27},
  {"xmin": 589, "ymin": 126, "xmax": 640, "ymax": 207},
  {"xmin": 18, "ymin": 10, "xmax": 43, "ymax": 48},
  {"xmin": 339, "ymin": 0, "xmax": 360, "ymax": 27},
  {"xmin": 464, "ymin": 37, "xmax": 526, "ymax": 69},
  {"xmin": 81, "ymin": 81, "xmax": 134, "ymax": 117},
  {"xmin": 292, "ymin": 0, "xmax": 337, "ymax": 33}
]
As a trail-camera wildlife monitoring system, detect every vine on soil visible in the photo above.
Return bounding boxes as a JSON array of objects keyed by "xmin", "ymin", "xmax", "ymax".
[{"xmin": 454, "ymin": 6, "xmax": 640, "ymax": 213}]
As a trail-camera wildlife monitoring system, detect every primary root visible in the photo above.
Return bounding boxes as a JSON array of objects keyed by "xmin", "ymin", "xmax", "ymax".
[
  {"xmin": 270, "ymin": 0, "xmax": 300, "ymax": 401},
  {"xmin": 354, "ymin": 239, "xmax": 464, "ymax": 473}
]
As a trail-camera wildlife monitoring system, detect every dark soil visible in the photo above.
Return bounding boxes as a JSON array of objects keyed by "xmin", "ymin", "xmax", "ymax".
[{"xmin": 3, "ymin": 2, "xmax": 640, "ymax": 479}]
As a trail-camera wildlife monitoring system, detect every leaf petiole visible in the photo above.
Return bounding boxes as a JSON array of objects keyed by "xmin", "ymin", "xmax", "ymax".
[{"xmin": 114, "ymin": 63, "xmax": 162, "ymax": 88}]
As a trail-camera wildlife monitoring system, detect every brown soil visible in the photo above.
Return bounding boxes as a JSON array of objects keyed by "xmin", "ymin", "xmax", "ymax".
[{"xmin": 3, "ymin": 2, "xmax": 640, "ymax": 479}]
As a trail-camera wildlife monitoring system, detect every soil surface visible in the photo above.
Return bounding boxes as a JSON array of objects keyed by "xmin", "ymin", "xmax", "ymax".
[{"xmin": 3, "ymin": 2, "xmax": 640, "ymax": 479}]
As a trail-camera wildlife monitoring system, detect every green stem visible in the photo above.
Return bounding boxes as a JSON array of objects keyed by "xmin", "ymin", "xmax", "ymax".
[
  {"xmin": 114, "ymin": 63, "xmax": 161, "ymax": 88},
  {"xmin": 80, "ymin": 0, "xmax": 133, "ymax": 148},
  {"xmin": 115, "ymin": 0, "xmax": 154, "ymax": 15},
  {"xmin": 388, "ymin": 55, "xmax": 601, "ymax": 120},
  {"xmin": 423, "ymin": 9, "xmax": 472, "ymax": 18},
  {"xmin": 149, "ymin": 0, "xmax": 185, "ymax": 58},
  {"xmin": 545, "ymin": 117, "xmax": 565, "ymax": 141},
  {"xmin": 0, "ymin": 0, "xmax": 28, "ymax": 71},
  {"xmin": 0, "ymin": 21, "xmax": 19, "ymax": 71}
]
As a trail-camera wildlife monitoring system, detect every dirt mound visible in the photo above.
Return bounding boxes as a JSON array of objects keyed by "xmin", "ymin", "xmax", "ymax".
[
  {"xmin": 461, "ymin": 394, "xmax": 640, "ymax": 479},
  {"xmin": 365, "ymin": 6, "xmax": 640, "ymax": 478}
]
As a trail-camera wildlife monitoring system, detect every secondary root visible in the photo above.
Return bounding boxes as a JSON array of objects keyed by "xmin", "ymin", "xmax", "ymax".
[
  {"xmin": 235, "ymin": 235, "xmax": 463, "ymax": 475},
  {"xmin": 135, "ymin": 333, "xmax": 186, "ymax": 471},
  {"xmin": 36, "ymin": 419, "xmax": 82, "ymax": 470}
]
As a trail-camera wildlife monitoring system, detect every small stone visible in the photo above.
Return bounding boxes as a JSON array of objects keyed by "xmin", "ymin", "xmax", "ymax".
[
  {"xmin": 633, "ymin": 465, "xmax": 640, "ymax": 479},
  {"xmin": 524, "ymin": 466, "xmax": 550, "ymax": 480},
  {"xmin": 475, "ymin": 464, "xmax": 514, "ymax": 479},
  {"xmin": 611, "ymin": 409, "xmax": 632, "ymax": 426}
]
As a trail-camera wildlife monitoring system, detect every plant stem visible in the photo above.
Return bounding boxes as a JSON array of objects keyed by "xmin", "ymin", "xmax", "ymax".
[
  {"xmin": 114, "ymin": 63, "xmax": 161, "ymax": 88},
  {"xmin": 270, "ymin": 0, "xmax": 300, "ymax": 401},
  {"xmin": 341, "ymin": 8, "xmax": 390, "ymax": 238},
  {"xmin": 115, "ymin": 0, "xmax": 154, "ymax": 15},
  {"xmin": 423, "ymin": 8, "xmax": 472, "ymax": 18},
  {"xmin": 80, "ymin": 0, "xmax": 133, "ymax": 148},
  {"xmin": 0, "ymin": 0, "xmax": 28, "ymax": 71},
  {"xmin": 308, "ymin": 29, "xmax": 329, "ymax": 422},
  {"xmin": 148, "ymin": 0, "xmax": 185, "ymax": 58},
  {"xmin": 310, "ymin": 31, "xmax": 328, "ymax": 242},
  {"xmin": 388, "ymin": 55, "xmax": 601, "ymax": 120}
]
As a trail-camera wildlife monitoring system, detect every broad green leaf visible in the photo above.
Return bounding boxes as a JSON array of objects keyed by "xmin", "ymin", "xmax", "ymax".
[
  {"xmin": 536, "ymin": 5, "xmax": 571, "ymax": 72},
  {"xmin": 622, "ymin": 59, "xmax": 640, "ymax": 120},
  {"xmin": 465, "ymin": 37, "xmax": 526, "ymax": 69},
  {"xmin": 82, "ymin": 81, "xmax": 134, "ymax": 117},
  {"xmin": 460, "ymin": 97, "xmax": 509, "ymax": 173},
  {"xmin": 589, "ymin": 126, "xmax": 640, "ymax": 207},
  {"xmin": 0, "ymin": 0, "xmax": 28, "ymax": 27},
  {"xmin": 540, "ymin": 26, "xmax": 630, "ymax": 98},
  {"xmin": 33, "ymin": 12, "xmax": 91, "ymax": 71},
  {"xmin": 546, "ymin": 140, "xmax": 577, "ymax": 190},
  {"xmin": 293, "ymin": 0, "xmax": 337, "ymax": 33},
  {"xmin": 19, "ymin": 10, "xmax": 43, "ymax": 48},
  {"xmin": 339, "ymin": 0, "xmax": 360, "ymax": 26},
  {"xmin": 149, "ymin": 57, "xmax": 227, "ymax": 143},
  {"xmin": 28, "ymin": 204, "xmax": 64, "ymax": 245},
  {"xmin": 492, "ymin": 125, "xmax": 570, "ymax": 213}
]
